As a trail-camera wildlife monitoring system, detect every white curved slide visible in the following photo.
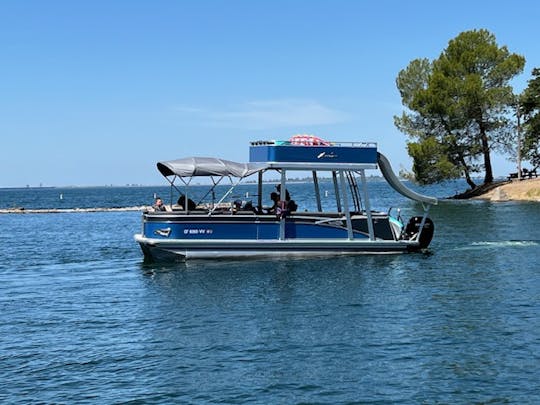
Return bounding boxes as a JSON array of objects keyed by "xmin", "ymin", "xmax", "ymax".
[{"xmin": 377, "ymin": 152, "xmax": 438, "ymax": 205}]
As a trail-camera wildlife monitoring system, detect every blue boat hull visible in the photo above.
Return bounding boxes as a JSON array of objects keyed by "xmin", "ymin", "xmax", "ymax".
[{"xmin": 135, "ymin": 211, "xmax": 419, "ymax": 261}]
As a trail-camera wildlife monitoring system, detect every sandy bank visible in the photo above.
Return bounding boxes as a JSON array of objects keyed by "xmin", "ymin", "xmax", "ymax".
[{"xmin": 474, "ymin": 178, "xmax": 540, "ymax": 202}]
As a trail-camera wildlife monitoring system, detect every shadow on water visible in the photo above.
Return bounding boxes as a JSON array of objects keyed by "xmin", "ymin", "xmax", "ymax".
[
  {"xmin": 135, "ymin": 253, "xmax": 441, "ymax": 311},
  {"xmin": 138, "ymin": 252, "xmax": 431, "ymax": 275}
]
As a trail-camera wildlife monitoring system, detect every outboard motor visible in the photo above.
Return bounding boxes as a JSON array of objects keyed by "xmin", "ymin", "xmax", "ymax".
[{"xmin": 405, "ymin": 216, "xmax": 434, "ymax": 249}]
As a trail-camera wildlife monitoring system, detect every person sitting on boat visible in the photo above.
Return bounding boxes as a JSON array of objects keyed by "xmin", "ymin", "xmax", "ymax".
[
  {"xmin": 288, "ymin": 199, "xmax": 298, "ymax": 212},
  {"xmin": 267, "ymin": 192, "xmax": 297, "ymax": 217},
  {"xmin": 276, "ymin": 184, "xmax": 291, "ymax": 201},
  {"xmin": 230, "ymin": 199, "xmax": 243, "ymax": 213},
  {"xmin": 177, "ymin": 195, "xmax": 197, "ymax": 211},
  {"xmin": 267, "ymin": 192, "xmax": 280, "ymax": 214},
  {"xmin": 275, "ymin": 185, "xmax": 297, "ymax": 212},
  {"xmin": 152, "ymin": 197, "xmax": 167, "ymax": 211},
  {"xmin": 242, "ymin": 200, "xmax": 258, "ymax": 213}
]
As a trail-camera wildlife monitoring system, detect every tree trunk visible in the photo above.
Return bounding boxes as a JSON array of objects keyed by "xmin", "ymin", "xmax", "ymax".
[
  {"xmin": 456, "ymin": 149, "xmax": 477, "ymax": 189},
  {"xmin": 480, "ymin": 128, "xmax": 494, "ymax": 184},
  {"xmin": 460, "ymin": 159, "xmax": 477, "ymax": 189},
  {"xmin": 464, "ymin": 171, "xmax": 477, "ymax": 189}
]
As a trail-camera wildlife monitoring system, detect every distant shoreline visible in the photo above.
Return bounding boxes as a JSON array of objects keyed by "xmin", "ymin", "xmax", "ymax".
[
  {"xmin": 0, "ymin": 206, "xmax": 149, "ymax": 214},
  {"xmin": 0, "ymin": 185, "xmax": 163, "ymax": 190},
  {"xmin": 1, "ymin": 176, "xmax": 396, "ymax": 190}
]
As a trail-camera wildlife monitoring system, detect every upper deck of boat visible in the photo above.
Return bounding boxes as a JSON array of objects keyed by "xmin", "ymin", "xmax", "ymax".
[{"xmin": 249, "ymin": 140, "xmax": 379, "ymax": 171}]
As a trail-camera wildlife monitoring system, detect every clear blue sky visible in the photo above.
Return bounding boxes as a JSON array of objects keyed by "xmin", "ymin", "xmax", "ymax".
[{"xmin": 2, "ymin": 0, "xmax": 539, "ymax": 187}]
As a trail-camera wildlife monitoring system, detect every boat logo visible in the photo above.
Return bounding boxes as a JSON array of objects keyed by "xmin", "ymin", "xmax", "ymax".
[
  {"xmin": 317, "ymin": 152, "xmax": 338, "ymax": 159},
  {"xmin": 154, "ymin": 227, "xmax": 171, "ymax": 237}
]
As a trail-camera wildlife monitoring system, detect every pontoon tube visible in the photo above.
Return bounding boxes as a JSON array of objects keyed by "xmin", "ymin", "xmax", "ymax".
[{"xmin": 377, "ymin": 152, "xmax": 438, "ymax": 205}]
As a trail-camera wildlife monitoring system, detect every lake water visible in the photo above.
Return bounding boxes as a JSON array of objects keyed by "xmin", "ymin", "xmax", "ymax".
[{"xmin": 1, "ymin": 182, "xmax": 539, "ymax": 403}]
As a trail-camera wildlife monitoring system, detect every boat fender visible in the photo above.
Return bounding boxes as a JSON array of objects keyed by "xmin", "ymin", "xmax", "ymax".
[{"xmin": 405, "ymin": 216, "xmax": 434, "ymax": 249}]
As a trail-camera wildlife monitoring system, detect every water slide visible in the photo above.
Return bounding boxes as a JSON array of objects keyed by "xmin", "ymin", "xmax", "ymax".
[{"xmin": 377, "ymin": 152, "xmax": 438, "ymax": 205}]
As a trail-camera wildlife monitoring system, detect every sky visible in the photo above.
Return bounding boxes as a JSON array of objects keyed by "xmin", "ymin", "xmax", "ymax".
[{"xmin": 2, "ymin": 0, "xmax": 540, "ymax": 187}]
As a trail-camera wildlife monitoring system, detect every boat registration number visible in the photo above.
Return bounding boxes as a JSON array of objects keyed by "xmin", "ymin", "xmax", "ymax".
[{"xmin": 184, "ymin": 228, "xmax": 214, "ymax": 235}]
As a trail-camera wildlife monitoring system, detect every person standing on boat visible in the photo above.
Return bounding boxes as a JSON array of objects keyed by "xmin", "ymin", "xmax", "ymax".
[{"xmin": 153, "ymin": 197, "xmax": 167, "ymax": 211}]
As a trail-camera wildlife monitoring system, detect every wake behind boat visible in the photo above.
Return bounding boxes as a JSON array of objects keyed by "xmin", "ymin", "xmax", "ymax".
[{"xmin": 134, "ymin": 137, "xmax": 437, "ymax": 261}]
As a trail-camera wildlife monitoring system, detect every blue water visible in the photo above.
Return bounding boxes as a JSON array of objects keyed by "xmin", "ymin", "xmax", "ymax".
[{"xmin": 1, "ymin": 182, "xmax": 539, "ymax": 403}]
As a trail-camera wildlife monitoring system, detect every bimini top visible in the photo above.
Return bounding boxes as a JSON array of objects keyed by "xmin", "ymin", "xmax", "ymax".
[{"xmin": 157, "ymin": 157, "xmax": 265, "ymax": 178}]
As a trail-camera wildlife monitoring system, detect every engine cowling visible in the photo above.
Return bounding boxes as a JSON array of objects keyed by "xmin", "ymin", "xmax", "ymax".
[{"xmin": 405, "ymin": 216, "xmax": 434, "ymax": 249}]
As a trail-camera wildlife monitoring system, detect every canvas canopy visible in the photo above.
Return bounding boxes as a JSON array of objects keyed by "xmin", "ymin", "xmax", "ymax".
[{"xmin": 157, "ymin": 157, "xmax": 266, "ymax": 178}]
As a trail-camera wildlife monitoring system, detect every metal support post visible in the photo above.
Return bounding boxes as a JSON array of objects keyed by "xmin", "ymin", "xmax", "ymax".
[
  {"xmin": 313, "ymin": 171, "xmax": 322, "ymax": 211},
  {"xmin": 359, "ymin": 169, "xmax": 375, "ymax": 241},
  {"xmin": 339, "ymin": 170, "xmax": 354, "ymax": 240}
]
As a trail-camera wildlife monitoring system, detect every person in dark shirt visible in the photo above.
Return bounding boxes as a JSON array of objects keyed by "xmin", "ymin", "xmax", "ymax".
[
  {"xmin": 177, "ymin": 195, "xmax": 196, "ymax": 210},
  {"xmin": 153, "ymin": 197, "xmax": 166, "ymax": 211},
  {"xmin": 268, "ymin": 192, "xmax": 280, "ymax": 214},
  {"xmin": 275, "ymin": 185, "xmax": 297, "ymax": 212},
  {"xmin": 276, "ymin": 184, "xmax": 290, "ymax": 201}
]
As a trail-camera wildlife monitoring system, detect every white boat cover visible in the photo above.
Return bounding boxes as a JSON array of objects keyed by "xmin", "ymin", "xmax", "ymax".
[{"xmin": 157, "ymin": 157, "xmax": 266, "ymax": 178}]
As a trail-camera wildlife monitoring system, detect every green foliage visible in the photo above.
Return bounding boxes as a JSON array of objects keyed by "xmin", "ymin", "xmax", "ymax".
[
  {"xmin": 395, "ymin": 29, "xmax": 525, "ymax": 186},
  {"xmin": 521, "ymin": 68, "xmax": 540, "ymax": 169},
  {"xmin": 407, "ymin": 137, "xmax": 462, "ymax": 185}
]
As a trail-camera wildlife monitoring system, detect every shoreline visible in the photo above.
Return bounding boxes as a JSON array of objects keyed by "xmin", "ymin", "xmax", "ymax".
[
  {"xmin": 4, "ymin": 179, "xmax": 540, "ymax": 212},
  {"xmin": 473, "ymin": 178, "xmax": 540, "ymax": 202}
]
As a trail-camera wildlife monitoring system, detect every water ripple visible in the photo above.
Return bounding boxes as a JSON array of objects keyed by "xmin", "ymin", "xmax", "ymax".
[{"xmin": 1, "ymin": 185, "xmax": 540, "ymax": 403}]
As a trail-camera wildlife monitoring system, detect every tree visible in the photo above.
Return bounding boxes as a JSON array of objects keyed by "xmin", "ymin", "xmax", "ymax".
[
  {"xmin": 520, "ymin": 68, "xmax": 540, "ymax": 169},
  {"xmin": 395, "ymin": 29, "xmax": 525, "ymax": 188}
]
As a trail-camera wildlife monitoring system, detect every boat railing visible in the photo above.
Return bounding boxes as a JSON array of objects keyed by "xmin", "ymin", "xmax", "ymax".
[{"xmin": 250, "ymin": 140, "xmax": 377, "ymax": 148}]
